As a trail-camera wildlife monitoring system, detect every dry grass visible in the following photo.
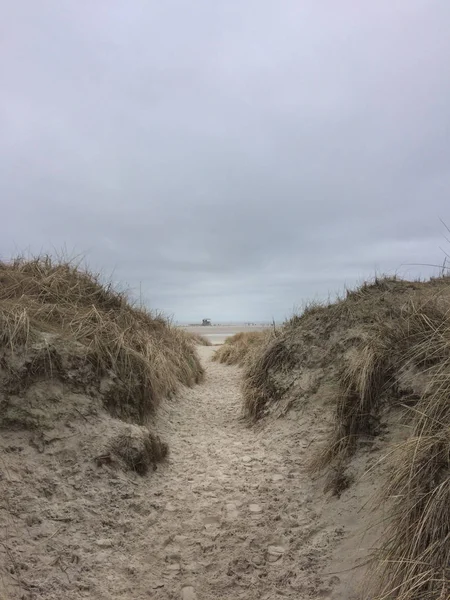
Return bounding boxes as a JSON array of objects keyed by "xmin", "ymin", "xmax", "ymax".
[
  {"xmin": 314, "ymin": 295, "xmax": 450, "ymax": 470},
  {"xmin": 0, "ymin": 255, "xmax": 203, "ymax": 423},
  {"xmin": 100, "ymin": 422, "xmax": 169, "ymax": 475},
  {"xmin": 315, "ymin": 294, "xmax": 450, "ymax": 599},
  {"xmin": 185, "ymin": 331, "xmax": 212, "ymax": 346},
  {"xmin": 313, "ymin": 330, "xmax": 395, "ymax": 470},
  {"xmin": 242, "ymin": 276, "xmax": 450, "ymax": 599},
  {"xmin": 242, "ymin": 331, "xmax": 299, "ymax": 419},
  {"xmin": 371, "ymin": 304, "xmax": 450, "ymax": 600},
  {"xmin": 212, "ymin": 330, "xmax": 274, "ymax": 367}
]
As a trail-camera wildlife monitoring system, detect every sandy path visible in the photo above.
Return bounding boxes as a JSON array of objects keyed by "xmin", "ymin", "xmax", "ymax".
[{"xmin": 138, "ymin": 346, "xmax": 341, "ymax": 599}]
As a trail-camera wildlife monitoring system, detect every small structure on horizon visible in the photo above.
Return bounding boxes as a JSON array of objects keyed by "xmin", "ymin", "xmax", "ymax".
[{"xmin": 201, "ymin": 318, "xmax": 211, "ymax": 326}]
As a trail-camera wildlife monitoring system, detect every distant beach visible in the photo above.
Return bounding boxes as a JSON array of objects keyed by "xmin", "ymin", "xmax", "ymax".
[{"xmin": 180, "ymin": 324, "xmax": 272, "ymax": 345}]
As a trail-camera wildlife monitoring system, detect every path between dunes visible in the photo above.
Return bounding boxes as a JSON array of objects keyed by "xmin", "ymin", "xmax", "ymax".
[
  {"xmin": 1, "ymin": 345, "xmax": 349, "ymax": 600},
  {"xmin": 135, "ymin": 346, "xmax": 342, "ymax": 599}
]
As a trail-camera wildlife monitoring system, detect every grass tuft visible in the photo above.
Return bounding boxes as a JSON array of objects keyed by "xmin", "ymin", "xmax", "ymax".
[
  {"xmin": 213, "ymin": 330, "xmax": 275, "ymax": 367},
  {"xmin": 185, "ymin": 331, "xmax": 212, "ymax": 346}
]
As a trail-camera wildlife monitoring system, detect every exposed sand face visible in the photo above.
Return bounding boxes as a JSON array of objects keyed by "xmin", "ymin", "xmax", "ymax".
[{"xmin": 182, "ymin": 325, "xmax": 271, "ymax": 345}]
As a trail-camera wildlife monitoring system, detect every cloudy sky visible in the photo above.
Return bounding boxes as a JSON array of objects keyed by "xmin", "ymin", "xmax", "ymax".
[{"xmin": 1, "ymin": 1, "xmax": 450, "ymax": 322}]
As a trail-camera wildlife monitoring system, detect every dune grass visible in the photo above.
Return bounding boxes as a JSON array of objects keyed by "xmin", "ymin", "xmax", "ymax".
[
  {"xmin": 185, "ymin": 331, "xmax": 212, "ymax": 346},
  {"xmin": 371, "ymin": 302, "xmax": 450, "ymax": 600},
  {"xmin": 212, "ymin": 330, "xmax": 274, "ymax": 366},
  {"xmin": 0, "ymin": 255, "xmax": 203, "ymax": 423},
  {"xmin": 241, "ymin": 276, "xmax": 450, "ymax": 599}
]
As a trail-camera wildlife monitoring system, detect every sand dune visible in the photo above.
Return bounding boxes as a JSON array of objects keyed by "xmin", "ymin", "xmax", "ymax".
[{"xmin": 2, "ymin": 263, "xmax": 448, "ymax": 599}]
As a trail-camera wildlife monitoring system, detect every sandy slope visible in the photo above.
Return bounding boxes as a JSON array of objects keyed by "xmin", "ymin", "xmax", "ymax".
[{"xmin": 1, "ymin": 345, "xmax": 384, "ymax": 600}]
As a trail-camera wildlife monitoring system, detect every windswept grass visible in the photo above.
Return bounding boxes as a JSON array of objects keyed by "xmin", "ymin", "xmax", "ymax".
[
  {"xmin": 213, "ymin": 330, "xmax": 274, "ymax": 367},
  {"xmin": 372, "ymin": 304, "xmax": 450, "ymax": 600},
  {"xmin": 242, "ymin": 331, "xmax": 300, "ymax": 419},
  {"xmin": 314, "ymin": 295, "xmax": 450, "ymax": 470},
  {"xmin": 0, "ymin": 255, "xmax": 203, "ymax": 423},
  {"xmin": 185, "ymin": 331, "xmax": 212, "ymax": 346}
]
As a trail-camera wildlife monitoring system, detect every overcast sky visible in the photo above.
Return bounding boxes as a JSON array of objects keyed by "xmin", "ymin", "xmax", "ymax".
[{"xmin": 1, "ymin": 1, "xmax": 450, "ymax": 322}]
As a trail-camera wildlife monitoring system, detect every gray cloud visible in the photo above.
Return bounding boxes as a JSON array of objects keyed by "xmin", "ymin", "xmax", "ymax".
[{"xmin": 1, "ymin": 1, "xmax": 450, "ymax": 321}]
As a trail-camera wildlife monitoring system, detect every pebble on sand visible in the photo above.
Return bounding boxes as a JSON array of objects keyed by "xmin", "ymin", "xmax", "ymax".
[
  {"xmin": 181, "ymin": 585, "xmax": 197, "ymax": 600},
  {"xmin": 95, "ymin": 538, "xmax": 114, "ymax": 548},
  {"xmin": 249, "ymin": 504, "xmax": 262, "ymax": 513}
]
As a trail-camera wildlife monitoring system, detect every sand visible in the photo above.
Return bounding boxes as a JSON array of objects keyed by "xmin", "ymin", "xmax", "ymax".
[{"xmin": 0, "ymin": 344, "xmax": 387, "ymax": 600}]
